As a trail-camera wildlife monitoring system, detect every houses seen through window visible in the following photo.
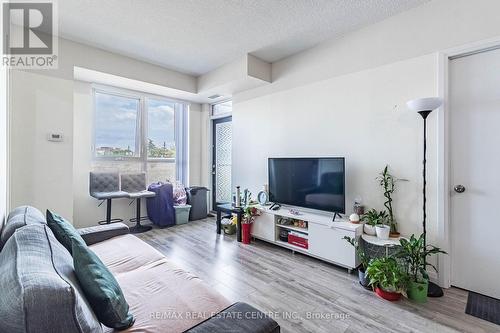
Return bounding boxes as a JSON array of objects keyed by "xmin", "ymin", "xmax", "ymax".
[
  {"xmin": 95, "ymin": 92, "xmax": 140, "ymax": 157},
  {"xmin": 147, "ymin": 99, "xmax": 175, "ymax": 159},
  {"xmin": 92, "ymin": 88, "xmax": 188, "ymax": 185}
]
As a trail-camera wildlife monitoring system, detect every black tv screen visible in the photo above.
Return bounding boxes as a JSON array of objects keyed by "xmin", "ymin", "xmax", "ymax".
[{"xmin": 268, "ymin": 158, "xmax": 345, "ymax": 213}]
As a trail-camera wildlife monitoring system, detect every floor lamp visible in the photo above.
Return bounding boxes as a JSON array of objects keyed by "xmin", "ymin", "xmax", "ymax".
[{"xmin": 406, "ymin": 97, "xmax": 444, "ymax": 298}]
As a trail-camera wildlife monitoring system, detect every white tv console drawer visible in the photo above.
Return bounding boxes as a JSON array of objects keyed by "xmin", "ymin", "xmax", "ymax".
[
  {"xmin": 252, "ymin": 206, "xmax": 362, "ymax": 270},
  {"xmin": 308, "ymin": 222, "xmax": 357, "ymax": 269},
  {"xmin": 251, "ymin": 211, "xmax": 275, "ymax": 241}
]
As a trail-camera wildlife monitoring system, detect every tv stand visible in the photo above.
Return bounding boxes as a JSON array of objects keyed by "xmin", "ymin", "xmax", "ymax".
[
  {"xmin": 251, "ymin": 205, "xmax": 362, "ymax": 271},
  {"xmin": 332, "ymin": 212, "xmax": 342, "ymax": 222}
]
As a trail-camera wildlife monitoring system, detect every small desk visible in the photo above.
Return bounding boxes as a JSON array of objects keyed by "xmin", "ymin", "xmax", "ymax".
[{"xmin": 216, "ymin": 203, "xmax": 243, "ymax": 242}]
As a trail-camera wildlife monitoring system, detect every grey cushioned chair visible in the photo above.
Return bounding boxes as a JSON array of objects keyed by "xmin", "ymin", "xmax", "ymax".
[
  {"xmin": 89, "ymin": 172, "xmax": 128, "ymax": 225},
  {"xmin": 121, "ymin": 173, "xmax": 156, "ymax": 233}
]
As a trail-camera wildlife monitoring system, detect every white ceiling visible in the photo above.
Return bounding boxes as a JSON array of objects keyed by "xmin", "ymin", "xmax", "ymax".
[{"xmin": 59, "ymin": 0, "xmax": 429, "ymax": 76}]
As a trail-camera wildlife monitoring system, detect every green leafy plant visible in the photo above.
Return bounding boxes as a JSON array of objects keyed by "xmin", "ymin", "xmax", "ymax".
[
  {"xmin": 361, "ymin": 209, "xmax": 389, "ymax": 226},
  {"xmin": 376, "ymin": 165, "xmax": 405, "ymax": 233},
  {"xmin": 343, "ymin": 236, "xmax": 369, "ymax": 270},
  {"xmin": 366, "ymin": 257, "xmax": 407, "ymax": 292},
  {"xmin": 396, "ymin": 233, "xmax": 447, "ymax": 282}
]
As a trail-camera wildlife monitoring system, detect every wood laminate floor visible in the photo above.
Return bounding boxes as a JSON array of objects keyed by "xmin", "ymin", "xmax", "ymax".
[{"xmin": 134, "ymin": 218, "xmax": 498, "ymax": 333}]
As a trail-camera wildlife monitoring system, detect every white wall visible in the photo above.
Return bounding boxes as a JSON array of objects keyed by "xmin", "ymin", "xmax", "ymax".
[
  {"xmin": 34, "ymin": 38, "xmax": 196, "ymax": 94},
  {"xmin": 188, "ymin": 103, "xmax": 203, "ymax": 186},
  {"xmin": 10, "ymin": 70, "xmax": 74, "ymax": 219},
  {"xmin": 0, "ymin": 68, "xmax": 7, "ymax": 225},
  {"xmin": 233, "ymin": 55, "xmax": 437, "ymax": 239},
  {"xmin": 200, "ymin": 104, "xmax": 211, "ymax": 189},
  {"xmin": 9, "ymin": 39, "xmax": 205, "ymax": 227},
  {"xmin": 237, "ymin": 0, "xmax": 500, "ymax": 103},
  {"xmin": 230, "ymin": 0, "xmax": 500, "ymax": 283}
]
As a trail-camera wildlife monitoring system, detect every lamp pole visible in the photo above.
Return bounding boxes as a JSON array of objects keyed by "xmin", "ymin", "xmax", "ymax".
[
  {"xmin": 418, "ymin": 109, "xmax": 443, "ymax": 297},
  {"xmin": 418, "ymin": 110, "xmax": 431, "ymax": 249}
]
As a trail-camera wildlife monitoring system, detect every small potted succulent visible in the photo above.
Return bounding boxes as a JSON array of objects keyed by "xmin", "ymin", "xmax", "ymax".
[
  {"xmin": 343, "ymin": 236, "xmax": 371, "ymax": 289},
  {"xmin": 396, "ymin": 233, "xmax": 447, "ymax": 303},
  {"xmin": 366, "ymin": 256, "xmax": 407, "ymax": 301}
]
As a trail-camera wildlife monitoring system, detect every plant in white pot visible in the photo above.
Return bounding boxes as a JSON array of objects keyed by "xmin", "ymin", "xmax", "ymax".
[
  {"xmin": 375, "ymin": 214, "xmax": 391, "ymax": 240},
  {"xmin": 362, "ymin": 209, "xmax": 388, "ymax": 237}
]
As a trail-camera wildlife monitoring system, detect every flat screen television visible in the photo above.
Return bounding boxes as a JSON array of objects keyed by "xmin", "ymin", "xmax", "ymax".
[{"xmin": 268, "ymin": 157, "xmax": 345, "ymax": 213}]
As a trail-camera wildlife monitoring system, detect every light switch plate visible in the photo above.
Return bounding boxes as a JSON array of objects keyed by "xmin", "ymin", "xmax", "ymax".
[{"xmin": 47, "ymin": 133, "xmax": 63, "ymax": 142}]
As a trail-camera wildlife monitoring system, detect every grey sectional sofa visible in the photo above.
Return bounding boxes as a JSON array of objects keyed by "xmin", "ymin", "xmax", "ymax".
[{"xmin": 0, "ymin": 206, "xmax": 280, "ymax": 333}]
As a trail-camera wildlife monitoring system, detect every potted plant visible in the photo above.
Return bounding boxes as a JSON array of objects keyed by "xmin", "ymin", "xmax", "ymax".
[
  {"xmin": 241, "ymin": 206, "xmax": 260, "ymax": 244},
  {"xmin": 375, "ymin": 221, "xmax": 390, "ymax": 240},
  {"xmin": 366, "ymin": 257, "xmax": 407, "ymax": 301},
  {"xmin": 361, "ymin": 209, "xmax": 387, "ymax": 236},
  {"xmin": 343, "ymin": 236, "xmax": 371, "ymax": 289},
  {"xmin": 396, "ymin": 234, "xmax": 447, "ymax": 303},
  {"xmin": 377, "ymin": 165, "xmax": 406, "ymax": 238}
]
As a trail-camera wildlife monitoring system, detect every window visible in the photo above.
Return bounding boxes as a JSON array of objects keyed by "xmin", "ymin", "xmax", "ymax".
[
  {"xmin": 211, "ymin": 100, "xmax": 232, "ymax": 117},
  {"xmin": 147, "ymin": 99, "xmax": 175, "ymax": 159},
  {"xmin": 93, "ymin": 88, "xmax": 188, "ymax": 185},
  {"xmin": 95, "ymin": 92, "xmax": 140, "ymax": 157}
]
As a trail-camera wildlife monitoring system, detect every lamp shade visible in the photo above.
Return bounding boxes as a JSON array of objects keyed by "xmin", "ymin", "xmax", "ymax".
[{"xmin": 406, "ymin": 97, "xmax": 443, "ymax": 112}]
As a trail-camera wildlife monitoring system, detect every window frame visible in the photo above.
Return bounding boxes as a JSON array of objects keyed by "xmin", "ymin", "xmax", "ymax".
[
  {"xmin": 144, "ymin": 97, "xmax": 177, "ymax": 163},
  {"xmin": 92, "ymin": 88, "xmax": 142, "ymax": 161},
  {"xmin": 92, "ymin": 85, "xmax": 189, "ymax": 179}
]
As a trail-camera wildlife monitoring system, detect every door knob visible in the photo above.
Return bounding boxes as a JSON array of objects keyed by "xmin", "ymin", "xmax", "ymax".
[{"xmin": 454, "ymin": 185, "xmax": 466, "ymax": 193}]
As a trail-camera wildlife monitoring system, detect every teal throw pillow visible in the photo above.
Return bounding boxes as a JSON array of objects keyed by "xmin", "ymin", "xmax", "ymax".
[
  {"xmin": 72, "ymin": 240, "xmax": 134, "ymax": 330},
  {"xmin": 46, "ymin": 210, "xmax": 86, "ymax": 254}
]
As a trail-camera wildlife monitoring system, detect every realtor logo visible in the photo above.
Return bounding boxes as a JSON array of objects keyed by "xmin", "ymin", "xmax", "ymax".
[{"xmin": 2, "ymin": 0, "xmax": 58, "ymax": 68}]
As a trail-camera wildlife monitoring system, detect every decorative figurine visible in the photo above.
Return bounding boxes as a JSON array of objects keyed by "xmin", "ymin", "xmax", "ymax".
[{"xmin": 349, "ymin": 213, "xmax": 360, "ymax": 224}]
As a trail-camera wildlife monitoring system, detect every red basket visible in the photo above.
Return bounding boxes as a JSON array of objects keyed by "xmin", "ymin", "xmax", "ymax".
[{"xmin": 288, "ymin": 234, "xmax": 308, "ymax": 249}]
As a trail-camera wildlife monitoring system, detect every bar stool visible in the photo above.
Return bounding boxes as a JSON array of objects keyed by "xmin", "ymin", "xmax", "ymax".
[
  {"xmin": 121, "ymin": 173, "xmax": 156, "ymax": 234},
  {"xmin": 89, "ymin": 172, "xmax": 128, "ymax": 225}
]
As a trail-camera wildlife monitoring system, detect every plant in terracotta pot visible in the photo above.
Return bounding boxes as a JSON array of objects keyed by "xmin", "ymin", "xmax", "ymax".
[
  {"xmin": 361, "ymin": 209, "xmax": 387, "ymax": 236},
  {"xmin": 376, "ymin": 165, "xmax": 406, "ymax": 238},
  {"xmin": 366, "ymin": 256, "xmax": 407, "ymax": 301},
  {"xmin": 343, "ymin": 236, "xmax": 371, "ymax": 289},
  {"xmin": 395, "ymin": 233, "xmax": 447, "ymax": 303}
]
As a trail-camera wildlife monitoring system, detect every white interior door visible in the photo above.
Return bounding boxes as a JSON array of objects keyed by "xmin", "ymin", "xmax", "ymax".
[{"xmin": 450, "ymin": 48, "xmax": 500, "ymax": 299}]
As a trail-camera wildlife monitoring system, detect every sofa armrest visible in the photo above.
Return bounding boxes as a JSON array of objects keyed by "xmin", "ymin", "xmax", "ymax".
[{"xmin": 77, "ymin": 223, "xmax": 130, "ymax": 245}]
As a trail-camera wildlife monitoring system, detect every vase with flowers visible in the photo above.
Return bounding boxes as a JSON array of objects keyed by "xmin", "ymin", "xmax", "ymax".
[{"xmin": 241, "ymin": 206, "xmax": 260, "ymax": 244}]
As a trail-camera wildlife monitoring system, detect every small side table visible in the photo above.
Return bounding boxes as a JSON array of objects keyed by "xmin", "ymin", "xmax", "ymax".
[
  {"xmin": 216, "ymin": 203, "xmax": 243, "ymax": 242},
  {"xmin": 361, "ymin": 234, "xmax": 402, "ymax": 258}
]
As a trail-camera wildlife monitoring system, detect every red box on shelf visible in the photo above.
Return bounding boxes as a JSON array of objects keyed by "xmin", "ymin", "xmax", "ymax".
[{"xmin": 288, "ymin": 234, "xmax": 308, "ymax": 249}]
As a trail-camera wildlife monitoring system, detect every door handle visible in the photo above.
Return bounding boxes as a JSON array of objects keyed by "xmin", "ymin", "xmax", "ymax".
[{"xmin": 454, "ymin": 185, "xmax": 466, "ymax": 193}]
